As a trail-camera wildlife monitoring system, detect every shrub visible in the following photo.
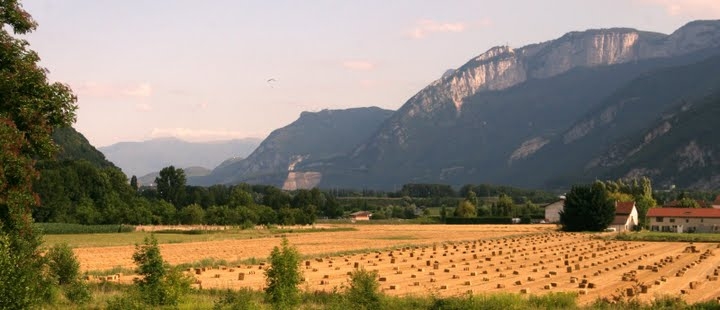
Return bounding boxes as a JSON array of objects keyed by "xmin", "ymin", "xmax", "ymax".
[
  {"xmin": 46, "ymin": 243, "xmax": 81, "ymax": 285},
  {"xmin": 347, "ymin": 268, "xmax": 382, "ymax": 310},
  {"xmin": 63, "ymin": 280, "xmax": 91, "ymax": 305},
  {"xmin": 132, "ymin": 234, "xmax": 191, "ymax": 306},
  {"xmin": 213, "ymin": 288, "xmax": 262, "ymax": 310},
  {"xmin": 265, "ymin": 237, "xmax": 301, "ymax": 309}
]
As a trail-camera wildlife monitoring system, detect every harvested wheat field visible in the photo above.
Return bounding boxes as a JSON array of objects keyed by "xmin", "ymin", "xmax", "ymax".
[{"xmin": 76, "ymin": 224, "xmax": 720, "ymax": 305}]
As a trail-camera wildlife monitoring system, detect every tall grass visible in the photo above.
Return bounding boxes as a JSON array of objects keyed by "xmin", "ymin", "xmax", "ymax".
[{"xmin": 611, "ymin": 231, "xmax": 720, "ymax": 242}]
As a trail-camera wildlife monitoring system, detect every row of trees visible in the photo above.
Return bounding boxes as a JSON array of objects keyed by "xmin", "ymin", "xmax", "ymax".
[{"xmin": 560, "ymin": 178, "xmax": 657, "ymax": 232}]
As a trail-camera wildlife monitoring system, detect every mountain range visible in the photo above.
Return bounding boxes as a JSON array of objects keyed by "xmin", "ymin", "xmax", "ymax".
[
  {"xmin": 58, "ymin": 20, "xmax": 720, "ymax": 192},
  {"xmin": 200, "ymin": 20, "xmax": 720, "ymax": 190},
  {"xmin": 99, "ymin": 137, "xmax": 261, "ymax": 178}
]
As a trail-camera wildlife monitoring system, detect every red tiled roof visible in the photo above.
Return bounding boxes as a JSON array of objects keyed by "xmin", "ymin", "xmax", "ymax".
[
  {"xmin": 615, "ymin": 201, "xmax": 635, "ymax": 215},
  {"xmin": 715, "ymin": 195, "xmax": 720, "ymax": 205},
  {"xmin": 647, "ymin": 208, "xmax": 720, "ymax": 218}
]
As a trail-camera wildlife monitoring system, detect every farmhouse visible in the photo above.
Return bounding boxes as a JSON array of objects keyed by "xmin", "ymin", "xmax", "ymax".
[
  {"xmin": 609, "ymin": 201, "xmax": 638, "ymax": 232},
  {"xmin": 647, "ymin": 208, "xmax": 720, "ymax": 233},
  {"xmin": 543, "ymin": 196, "xmax": 565, "ymax": 223},
  {"xmin": 349, "ymin": 211, "xmax": 372, "ymax": 221}
]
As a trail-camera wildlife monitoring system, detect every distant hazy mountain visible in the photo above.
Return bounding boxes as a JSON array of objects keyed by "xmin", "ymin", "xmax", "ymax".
[
  {"xmin": 138, "ymin": 166, "xmax": 212, "ymax": 186},
  {"xmin": 191, "ymin": 107, "xmax": 394, "ymax": 188},
  {"xmin": 285, "ymin": 20, "xmax": 720, "ymax": 190},
  {"xmin": 99, "ymin": 137, "xmax": 261, "ymax": 177}
]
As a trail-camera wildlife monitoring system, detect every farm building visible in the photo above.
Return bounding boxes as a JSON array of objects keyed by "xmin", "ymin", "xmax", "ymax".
[
  {"xmin": 349, "ymin": 211, "xmax": 372, "ymax": 221},
  {"xmin": 543, "ymin": 196, "xmax": 565, "ymax": 223},
  {"xmin": 608, "ymin": 201, "xmax": 638, "ymax": 232},
  {"xmin": 647, "ymin": 208, "xmax": 720, "ymax": 233}
]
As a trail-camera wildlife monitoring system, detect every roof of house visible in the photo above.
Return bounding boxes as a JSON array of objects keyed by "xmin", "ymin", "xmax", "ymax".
[
  {"xmin": 350, "ymin": 211, "xmax": 372, "ymax": 217},
  {"xmin": 647, "ymin": 208, "xmax": 720, "ymax": 218},
  {"xmin": 615, "ymin": 201, "xmax": 636, "ymax": 215},
  {"xmin": 714, "ymin": 195, "xmax": 720, "ymax": 206},
  {"xmin": 611, "ymin": 215, "xmax": 630, "ymax": 225}
]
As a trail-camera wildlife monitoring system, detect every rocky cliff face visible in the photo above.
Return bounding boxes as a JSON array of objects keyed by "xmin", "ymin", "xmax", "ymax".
[
  {"xmin": 356, "ymin": 21, "xmax": 720, "ymax": 160},
  {"xmin": 192, "ymin": 107, "xmax": 394, "ymax": 187}
]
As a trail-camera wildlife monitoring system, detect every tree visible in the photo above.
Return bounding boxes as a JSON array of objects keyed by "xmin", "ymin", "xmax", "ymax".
[
  {"xmin": 560, "ymin": 182, "xmax": 615, "ymax": 232},
  {"xmin": 454, "ymin": 200, "xmax": 477, "ymax": 218},
  {"xmin": 178, "ymin": 204, "xmax": 205, "ymax": 225},
  {"xmin": 132, "ymin": 234, "xmax": 191, "ymax": 306},
  {"xmin": 264, "ymin": 238, "xmax": 301, "ymax": 309},
  {"xmin": 130, "ymin": 175, "xmax": 138, "ymax": 191},
  {"xmin": 496, "ymin": 194, "xmax": 514, "ymax": 216},
  {"xmin": 155, "ymin": 166, "xmax": 186, "ymax": 207},
  {"xmin": 677, "ymin": 197, "xmax": 700, "ymax": 208},
  {"xmin": 1, "ymin": 1, "xmax": 77, "ymax": 307}
]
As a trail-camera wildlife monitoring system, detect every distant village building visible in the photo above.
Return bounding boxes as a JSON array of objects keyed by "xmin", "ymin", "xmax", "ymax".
[
  {"xmin": 543, "ymin": 196, "xmax": 566, "ymax": 223},
  {"xmin": 349, "ymin": 211, "xmax": 372, "ymax": 222},
  {"xmin": 609, "ymin": 201, "xmax": 638, "ymax": 232},
  {"xmin": 713, "ymin": 195, "xmax": 720, "ymax": 209},
  {"xmin": 647, "ymin": 208, "xmax": 720, "ymax": 233}
]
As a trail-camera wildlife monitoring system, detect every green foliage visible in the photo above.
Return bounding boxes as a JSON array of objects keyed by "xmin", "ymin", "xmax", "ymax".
[
  {"xmin": 36, "ymin": 223, "xmax": 135, "ymax": 234},
  {"xmin": 677, "ymin": 197, "xmax": 700, "ymax": 208},
  {"xmin": 265, "ymin": 237, "xmax": 302, "ymax": 309},
  {"xmin": 445, "ymin": 217, "xmax": 514, "ymax": 224},
  {"xmin": 46, "ymin": 243, "xmax": 80, "ymax": 285},
  {"xmin": 0, "ymin": 1, "xmax": 78, "ymax": 307},
  {"xmin": 155, "ymin": 165, "xmax": 187, "ymax": 207},
  {"xmin": 454, "ymin": 200, "xmax": 477, "ymax": 218},
  {"xmin": 51, "ymin": 127, "xmax": 115, "ymax": 168},
  {"xmin": 131, "ymin": 234, "xmax": 191, "ymax": 306},
  {"xmin": 213, "ymin": 288, "xmax": 263, "ymax": 310},
  {"xmin": 560, "ymin": 182, "xmax": 616, "ymax": 232},
  {"xmin": 63, "ymin": 279, "xmax": 91, "ymax": 305},
  {"xmin": 400, "ymin": 183, "xmax": 456, "ymax": 198},
  {"xmin": 347, "ymin": 268, "xmax": 382, "ymax": 310}
]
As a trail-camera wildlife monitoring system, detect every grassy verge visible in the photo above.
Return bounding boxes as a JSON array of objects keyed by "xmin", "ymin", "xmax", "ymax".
[
  {"xmin": 42, "ymin": 225, "xmax": 356, "ymax": 248},
  {"xmin": 49, "ymin": 283, "xmax": 719, "ymax": 310},
  {"xmin": 609, "ymin": 231, "xmax": 720, "ymax": 242}
]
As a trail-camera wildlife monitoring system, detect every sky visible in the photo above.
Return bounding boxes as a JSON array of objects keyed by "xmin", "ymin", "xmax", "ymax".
[{"xmin": 19, "ymin": 0, "xmax": 720, "ymax": 147}]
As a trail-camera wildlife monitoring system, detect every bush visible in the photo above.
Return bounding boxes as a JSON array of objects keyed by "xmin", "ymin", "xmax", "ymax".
[
  {"xmin": 46, "ymin": 243, "xmax": 80, "ymax": 285},
  {"xmin": 265, "ymin": 238, "xmax": 301, "ymax": 309},
  {"xmin": 132, "ymin": 234, "xmax": 191, "ymax": 306},
  {"xmin": 347, "ymin": 268, "xmax": 382, "ymax": 310},
  {"xmin": 63, "ymin": 280, "xmax": 91, "ymax": 305},
  {"xmin": 213, "ymin": 288, "xmax": 262, "ymax": 310},
  {"xmin": 0, "ymin": 229, "xmax": 55, "ymax": 309}
]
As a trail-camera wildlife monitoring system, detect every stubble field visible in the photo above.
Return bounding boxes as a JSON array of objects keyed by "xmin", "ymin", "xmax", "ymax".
[{"xmin": 67, "ymin": 224, "xmax": 720, "ymax": 305}]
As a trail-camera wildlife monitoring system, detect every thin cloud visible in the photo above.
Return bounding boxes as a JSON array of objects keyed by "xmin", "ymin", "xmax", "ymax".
[
  {"xmin": 150, "ymin": 127, "xmax": 257, "ymax": 141},
  {"xmin": 639, "ymin": 0, "xmax": 720, "ymax": 16},
  {"xmin": 342, "ymin": 60, "xmax": 375, "ymax": 71},
  {"xmin": 408, "ymin": 19, "xmax": 467, "ymax": 39},
  {"xmin": 73, "ymin": 81, "xmax": 153, "ymax": 99},
  {"xmin": 135, "ymin": 103, "xmax": 152, "ymax": 111},
  {"xmin": 122, "ymin": 83, "xmax": 152, "ymax": 97}
]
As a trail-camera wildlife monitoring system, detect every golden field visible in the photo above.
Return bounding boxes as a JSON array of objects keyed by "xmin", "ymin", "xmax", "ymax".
[{"xmin": 65, "ymin": 224, "xmax": 720, "ymax": 305}]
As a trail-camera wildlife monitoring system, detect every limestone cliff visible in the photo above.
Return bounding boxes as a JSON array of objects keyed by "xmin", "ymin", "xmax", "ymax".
[{"xmin": 357, "ymin": 20, "xmax": 720, "ymax": 159}]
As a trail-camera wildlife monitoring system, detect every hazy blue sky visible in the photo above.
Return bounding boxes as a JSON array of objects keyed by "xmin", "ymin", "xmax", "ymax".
[{"xmin": 21, "ymin": 0, "xmax": 720, "ymax": 146}]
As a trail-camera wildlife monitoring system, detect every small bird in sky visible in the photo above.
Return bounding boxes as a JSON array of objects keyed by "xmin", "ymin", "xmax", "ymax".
[{"xmin": 267, "ymin": 78, "xmax": 277, "ymax": 88}]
